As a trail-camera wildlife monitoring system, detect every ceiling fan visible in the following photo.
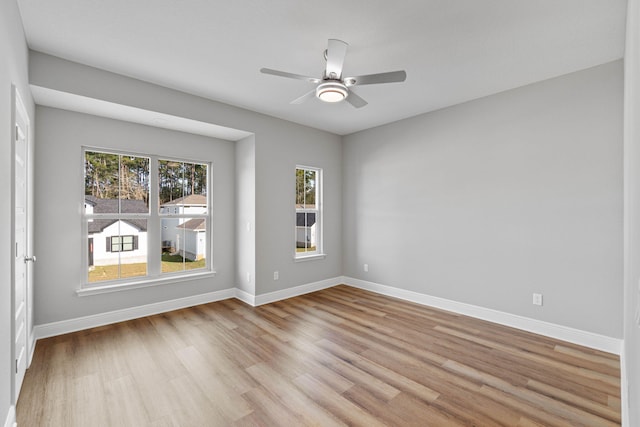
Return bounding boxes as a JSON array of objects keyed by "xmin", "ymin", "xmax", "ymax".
[{"xmin": 260, "ymin": 39, "xmax": 407, "ymax": 108}]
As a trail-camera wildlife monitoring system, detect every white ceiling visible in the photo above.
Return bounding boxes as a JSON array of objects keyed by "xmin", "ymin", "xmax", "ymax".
[{"xmin": 17, "ymin": 0, "xmax": 627, "ymax": 135}]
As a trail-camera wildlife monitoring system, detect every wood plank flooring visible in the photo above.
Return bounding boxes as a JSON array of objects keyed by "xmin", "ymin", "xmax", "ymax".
[{"xmin": 17, "ymin": 285, "xmax": 621, "ymax": 426}]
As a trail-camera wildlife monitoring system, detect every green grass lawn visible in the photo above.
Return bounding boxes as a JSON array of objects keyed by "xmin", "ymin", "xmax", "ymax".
[
  {"xmin": 161, "ymin": 253, "xmax": 206, "ymax": 273},
  {"xmin": 89, "ymin": 254, "xmax": 206, "ymax": 282}
]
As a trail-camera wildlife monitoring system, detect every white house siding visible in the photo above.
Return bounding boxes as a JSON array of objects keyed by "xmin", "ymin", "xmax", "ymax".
[
  {"xmin": 160, "ymin": 203, "xmax": 206, "ymax": 216},
  {"xmin": 161, "ymin": 217, "xmax": 180, "ymax": 249},
  {"xmin": 182, "ymin": 206, "xmax": 206, "ymax": 215},
  {"xmin": 91, "ymin": 220, "xmax": 147, "ymax": 266},
  {"xmin": 296, "ymin": 223, "xmax": 317, "ymax": 249},
  {"xmin": 160, "ymin": 203, "xmax": 207, "ymax": 256},
  {"xmin": 179, "ymin": 230, "xmax": 206, "ymax": 261}
]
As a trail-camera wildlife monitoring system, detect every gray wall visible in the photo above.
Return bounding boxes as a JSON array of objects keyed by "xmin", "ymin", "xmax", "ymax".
[
  {"xmin": 29, "ymin": 52, "xmax": 342, "ymax": 325},
  {"xmin": 255, "ymin": 124, "xmax": 343, "ymax": 293},
  {"xmin": 34, "ymin": 108, "xmax": 236, "ymax": 323},
  {"xmin": 343, "ymin": 61, "xmax": 623, "ymax": 338},
  {"xmin": 624, "ymin": 0, "xmax": 640, "ymax": 424},
  {"xmin": 1, "ymin": 0, "xmax": 34, "ymax": 421},
  {"xmin": 235, "ymin": 135, "xmax": 255, "ymax": 294}
]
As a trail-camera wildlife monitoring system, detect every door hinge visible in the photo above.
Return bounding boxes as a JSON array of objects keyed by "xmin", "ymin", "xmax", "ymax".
[{"xmin": 15, "ymin": 359, "xmax": 18, "ymax": 373}]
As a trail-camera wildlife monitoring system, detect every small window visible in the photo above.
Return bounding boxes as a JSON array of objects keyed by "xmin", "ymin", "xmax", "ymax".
[
  {"xmin": 296, "ymin": 166, "xmax": 322, "ymax": 258},
  {"xmin": 107, "ymin": 235, "xmax": 138, "ymax": 252}
]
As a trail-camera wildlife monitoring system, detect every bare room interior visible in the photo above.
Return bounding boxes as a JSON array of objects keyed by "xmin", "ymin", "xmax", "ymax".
[{"xmin": 2, "ymin": 0, "xmax": 640, "ymax": 426}]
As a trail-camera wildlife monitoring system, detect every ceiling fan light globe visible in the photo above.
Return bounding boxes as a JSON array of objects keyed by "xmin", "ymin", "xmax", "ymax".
[
  {"xmin": 316, "ymin": 82, "xmax": 347, "ymax": 103},
  {"xmin": 319, "ymin": 90, "xmax": 346, "ymax": 103}
]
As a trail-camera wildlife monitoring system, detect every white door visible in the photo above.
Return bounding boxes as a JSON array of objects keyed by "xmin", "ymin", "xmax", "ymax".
[{"xmin": 13, "ymin": 88, "xmax": 31, "ymax": 399}]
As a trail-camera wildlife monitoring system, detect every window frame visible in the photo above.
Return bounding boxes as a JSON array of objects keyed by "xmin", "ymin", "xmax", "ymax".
[
  {"xmin": 158, "ymin": 158, "xmax": 211, "ymax": 276},
  {"xmin": 295, "ymin": 165, "xmax": 324, "ymax": 261},
  {"xmin": 81, "ymin": 147, "xmax": 213, "ymax": 290}
]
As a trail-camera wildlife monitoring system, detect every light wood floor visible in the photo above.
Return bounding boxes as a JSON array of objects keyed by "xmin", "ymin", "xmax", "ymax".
[{"xmin": 17, "ymin": 285, "xmax": 621, "ymax": 426}]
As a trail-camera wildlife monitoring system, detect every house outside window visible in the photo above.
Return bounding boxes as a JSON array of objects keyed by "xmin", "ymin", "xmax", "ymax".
[
  {"xmin": 84, "ymin": 149, "xmax": 210, "ymax": 285},
  {"xmin": 296, "ymin": 166, "xmax": 322, "ymax": 258},
  {"xmin": 159, "ymin": 194, "xmax": 208, "ymax": 273}
]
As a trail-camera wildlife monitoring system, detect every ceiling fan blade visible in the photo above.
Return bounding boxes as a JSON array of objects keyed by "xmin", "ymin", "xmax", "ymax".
[
  {"xmin": 260, "ymin": 68, "xmax": 320, "ymax": 84},
  {"xmin": 290, "ymin": 89, "xmax": 317, "ymax": 105},
  {"xmin": 325, "ymin": 39, "xmax": 348, "ymax": 79},
  {"xmin": 344, "ymin": 70, "xmax": 407, "ymax": 86},
  {"xmin": 346, "ymin": 90, "xmax": 368, "ymax": 108}
]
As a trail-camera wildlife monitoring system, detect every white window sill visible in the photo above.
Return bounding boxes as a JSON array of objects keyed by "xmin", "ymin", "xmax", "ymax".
[
  {"xmin": 76, "ymin": 270, "xmax": 217, "ymax": 297},
  {"xmin": 294, "ymin": 253, "xmax": 327, "ymax": 263}
]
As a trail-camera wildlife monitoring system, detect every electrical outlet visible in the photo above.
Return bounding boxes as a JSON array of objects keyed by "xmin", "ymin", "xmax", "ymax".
[
  {"xmin": 246, "ymin": 272, "xmax": 251, "ymax": 283},
  {"xmin": 532, "ymin": 293, "xmax": 543, "ymax": 306},
  {"xmin": 273, "ymin": 271, "xmax": 279, "ymax": 280},
  {"xmin": 363, "ymin": 263, "xmax": 369, "ymax": 272}
]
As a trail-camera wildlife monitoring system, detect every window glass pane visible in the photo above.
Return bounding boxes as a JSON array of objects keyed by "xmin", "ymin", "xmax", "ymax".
[
  {"xmin": 122, "ymin": 235, "xmax": 134, "ymax": 252},
  {"xmin": 120, "ymin": 155, "xmax": 150, "ymax": 209},
  {"xmin": 84, "ymin": 151, "xmax": 150, "ymax": 213},
  {"xmin": 158, "ymin": 160, "xmax": 208, "ymax": 213},
  {"xmin": 296, "ymin": 212, "xmax": 317, "ymax": 253},
  {"xmin": 161, "ymin": 217, "xmax": 206, "ymax": 273},
  {"xmin": 111, "ymin": 236, "xmax": 121, "ymax": 252},
  {"xmin": 296, "ymin": 168, "xmax": 316, "ymax": 209},
  {"xmin": 88, "ymin": 219, "xmax": 147, "ymax": 282},
  {"xmin": 85, "ymin": 151, "xmax": 120, "ymax": 213}
]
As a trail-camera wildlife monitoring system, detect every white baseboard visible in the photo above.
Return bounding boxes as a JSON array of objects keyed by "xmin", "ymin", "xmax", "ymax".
[
  {"xmin": 34, "ymin": 288, "xmax": 236, "ymax": 339},
  {"xmin": 3, "ymin": 406, "xmax": 15, "ymax": 427},
  {"xmin": 31, "ymin": 276, "xmax": 622, "ymax": 356},
  {"xmin": 31, "ymin": 277, "xmax": 342, "ymax": 342},
  {"xmin": 343, "ymin": 276, "xmax": 623, "ymax": 355},
  {"xmin": 234, "ymin": 288, "xmax": 255, "ymax": 306},
  {"xmin": 253, "ymin": 276, "xmax": 342, "ymax": 306}
]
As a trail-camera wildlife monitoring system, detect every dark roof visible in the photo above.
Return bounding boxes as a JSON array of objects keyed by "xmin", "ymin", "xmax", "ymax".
[
  {"xmin": 296, "ymin": 212, "xmax": 316, "ymax": 227},
  {"xmin": 176, "ymin": 218, "xmax": 206, "ymax": 231},
  {"xmin": 88, "ymin": 218, "xmax": 147, "ymax": 234},
  {"xmin": 162, "ymin": 194, "xmax": 207, "ymax": 206},
  {"xmin": 86, "ymin": 196, "xmax": 148, "ymax": 233},
  {"xmin": 85, "ymin": 195, "xmax": 148, "ymax": 214}
]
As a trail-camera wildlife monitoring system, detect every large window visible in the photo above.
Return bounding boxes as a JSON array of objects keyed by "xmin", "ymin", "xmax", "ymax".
[
  {"xmin": 295, "ymin": 166, "xmax": 322, "ymax": 258},
  {"xmin": 84, "ymin": 149, "xmax": 210, "ymax": 285}
]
